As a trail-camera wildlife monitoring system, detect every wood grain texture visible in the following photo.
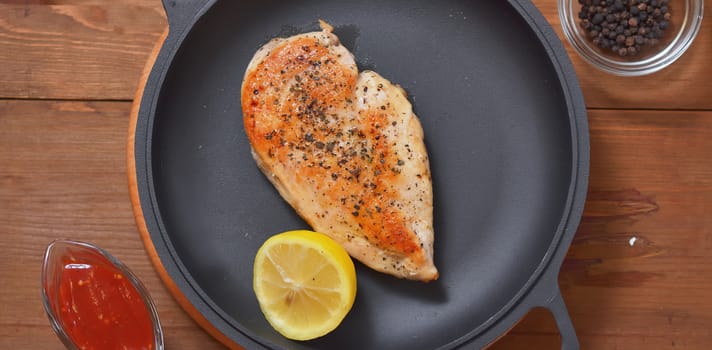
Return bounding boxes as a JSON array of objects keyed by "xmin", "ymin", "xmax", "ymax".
[
  {"xmin": 0, "ymin": 0, "xmax": 709, "ymax": 109},
  {"xmin": 0, "ymin": 100, "xmax": 222, "ymax": 349},
  {"xmin": 0, "ymin": 1, "xmax": 166, "ymax": 100},
  {"xmin": 530, "ymin": 0, "xmax": 712, "ymax": 110},
  {"xmin": 1, "ymin": 0, "xmax": 711, "ymax": 349},
  {"xmin": 494, "ymin": 109, "xmax": 712, "ymax": 349}
]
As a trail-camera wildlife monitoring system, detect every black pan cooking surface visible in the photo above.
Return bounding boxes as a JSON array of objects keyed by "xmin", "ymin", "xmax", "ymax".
[{"xmin": 133, "ymin": 0, "xmax": 588, "ymax": 348}]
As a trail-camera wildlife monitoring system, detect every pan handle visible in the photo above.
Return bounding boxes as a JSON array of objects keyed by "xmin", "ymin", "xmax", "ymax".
[
  {"xmin": 543, "ymin": 285, "xmax": 579, "ymax": 350},
  {"xmin": 161, "ymin": 0, "xmax": 212, "ymax": 29}
]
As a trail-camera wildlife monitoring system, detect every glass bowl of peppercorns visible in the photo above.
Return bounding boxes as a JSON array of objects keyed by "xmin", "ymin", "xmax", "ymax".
[{"xmin": 559, "ymin": 0, "xmax": 703, "ymax": 76}]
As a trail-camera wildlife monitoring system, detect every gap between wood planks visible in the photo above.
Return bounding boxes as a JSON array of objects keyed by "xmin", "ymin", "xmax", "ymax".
[
  {"xmin": 1, "ymin": 98, "xmax": 711, "ymax": 113},
  {"xmin": 0, "ymin": 97, "xmax": 132, "ymax": 103}
]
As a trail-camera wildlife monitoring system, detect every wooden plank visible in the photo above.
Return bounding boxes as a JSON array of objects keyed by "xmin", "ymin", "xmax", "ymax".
[
  {"xmin": 532, "ymin": 0, "xmax": 712, "ymax": 110},
  {"xmin": 495, "ymin": 109, "xmax": 712, "ymax": 349},
  {"xmin": 562, "ymin": 109, "xmax": 712, "ymax": 349},
  {"xmin": 0, "ymin": 1, "xmax": 710, "ymax": 109},
  {"xmin": 0, "ymin": 1, "xmax": 166, "ymax": 100},
  {"xmin": 0, "ymin": 99, "xmax": 222, "ymax": 349}
]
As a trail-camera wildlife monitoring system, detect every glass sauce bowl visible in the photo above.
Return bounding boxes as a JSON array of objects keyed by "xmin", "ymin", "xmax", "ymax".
[
  {"xmin": 41, "ymin": 240, "xmax": 164, "ymax": 350},
  {"xmin": 559, "ymin": 0, "xmax": 704, "ymax": 76}
]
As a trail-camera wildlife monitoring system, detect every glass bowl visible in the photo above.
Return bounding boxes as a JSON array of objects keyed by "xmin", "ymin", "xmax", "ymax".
[
  {"xmin": 41, "ymin": 240, "xmax": 164, "ymax": 350},
  {"xmin": 559, "ymin": 0, "xmax": 704, "ymax": 76}
]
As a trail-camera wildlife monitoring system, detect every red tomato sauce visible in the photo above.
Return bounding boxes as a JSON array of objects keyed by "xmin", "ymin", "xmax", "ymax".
[{"xmin": 55, "ymin": 252, "xmax": 155, "ymax": 350}]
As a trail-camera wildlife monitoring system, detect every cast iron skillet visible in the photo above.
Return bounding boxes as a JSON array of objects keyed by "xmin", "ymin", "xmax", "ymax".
[{"xmin": 129, "ymin": 0, "xmax": 589, "ymax": 349}]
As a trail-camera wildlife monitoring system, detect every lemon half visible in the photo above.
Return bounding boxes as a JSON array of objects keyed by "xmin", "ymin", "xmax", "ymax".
[{"xmin": 253, "ymin": 230, "xmax": 357, "ymax": 340}]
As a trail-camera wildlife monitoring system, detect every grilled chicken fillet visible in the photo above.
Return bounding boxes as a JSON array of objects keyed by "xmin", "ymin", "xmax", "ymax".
[{"xmin": 242, "ymin": 21, "xmax": 437, "ymax": 281}]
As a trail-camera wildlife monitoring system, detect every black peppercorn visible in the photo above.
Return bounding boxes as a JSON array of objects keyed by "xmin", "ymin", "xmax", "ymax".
[
  {"xmin": 613, "ymin": 0, "xmax": 624, "ymax": 11},
  {"xmin": 592, "ymin": 13, "xmax": 605, "ymax": 24},
  {"xmin": 577, "ymin": 0, "xmax": 672, "ymax": 57},
  {"xmin": 625, "ymin": 36, "xmax": 635, "ymax": 47}
]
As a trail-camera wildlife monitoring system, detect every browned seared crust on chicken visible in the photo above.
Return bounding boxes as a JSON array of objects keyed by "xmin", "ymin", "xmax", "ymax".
[{"xmin": 242, "ymin": 21, "xmax": 437, "ymax": 281}]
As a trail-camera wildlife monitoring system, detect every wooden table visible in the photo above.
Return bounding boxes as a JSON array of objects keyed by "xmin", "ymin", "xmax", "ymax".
[{"xmin": 1, "ymin": 1, "xmax": 710, "ymax": 349}]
